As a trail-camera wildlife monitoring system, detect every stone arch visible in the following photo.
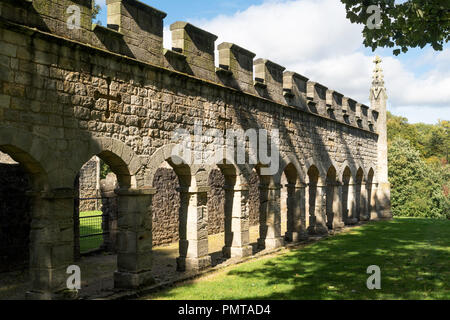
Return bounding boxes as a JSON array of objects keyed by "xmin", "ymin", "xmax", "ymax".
[
  {"xmin": 274, "ymin": 153, "xmax": 305, "ymax": 186},
  {"xmin": 147, "ymin": 144, "xmax": 193, "ymax": 188},
  {"xmin": 0, "ymin": 127, "xmax": 59, "ymax": 298},
  {"xmin": 0, "ymin": 127, "xmax": 51, "ymax": 190},
  {"xmin": 69, "ymin": 137, "xmax": 142, "ymax": 189}
]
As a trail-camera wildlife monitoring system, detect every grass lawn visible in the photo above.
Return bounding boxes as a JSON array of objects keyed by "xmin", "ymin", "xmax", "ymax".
[
  {"xmin": 79, "ymin": 211, "xmax": 103, "ymax": 253},
  {"xmin": 146, "ymin": 218, "xmax": 449, "ymax": 300}
]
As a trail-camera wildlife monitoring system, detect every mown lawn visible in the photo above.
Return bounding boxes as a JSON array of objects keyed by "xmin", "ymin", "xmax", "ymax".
[
  {"xmin": 79, "ymin": 211, "xmax": 103, "ymax": 253},
  {"xmin": 146, "ymin": 218, "xmax": 449, "ymax": 300}
]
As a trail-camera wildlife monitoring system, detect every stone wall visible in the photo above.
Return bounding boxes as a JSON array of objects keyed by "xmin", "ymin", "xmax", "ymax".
[
  {"xmin": 79, "ymin": 156, "xmax": 100, "ymax": 212},
  {"xmin": 151, "ymin": 167, "xmax": 181, "ymax": 246}
]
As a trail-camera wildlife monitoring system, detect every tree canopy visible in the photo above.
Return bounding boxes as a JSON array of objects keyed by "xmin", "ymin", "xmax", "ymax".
[
  {"xmin": 340, "ymin": 0, "xmax": 450, "ymax": 55},
  {"xmin": 387, "ymin": 113, "xmax": 449, "ymax": 219}
]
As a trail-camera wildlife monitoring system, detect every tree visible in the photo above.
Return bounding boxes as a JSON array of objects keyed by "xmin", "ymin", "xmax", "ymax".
[
  {"xmin": 92, "ymin": 0, "xmax": 101, "ymax": 25},
  {"xmin": 388, "ymin": 138, "xmax": 449, "ymax": 219},
  {"xmin": 340, "ymin": 0, "xmax": 450, "ymax": 55}
]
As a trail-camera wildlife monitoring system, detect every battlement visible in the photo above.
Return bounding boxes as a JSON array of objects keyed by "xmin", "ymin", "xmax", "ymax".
[{"xmin": 0, "ymin": 0, "xmax": 377, "ymax": 133}]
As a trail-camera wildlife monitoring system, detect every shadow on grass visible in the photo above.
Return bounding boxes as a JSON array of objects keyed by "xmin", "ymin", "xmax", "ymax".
[{"xmin": 150, "ymin": 218, "xmax": 450, "ymax": 300}]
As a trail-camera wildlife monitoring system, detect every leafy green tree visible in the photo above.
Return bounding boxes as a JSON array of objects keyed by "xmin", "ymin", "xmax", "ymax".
[
  {"xmin": 388, "ymin": 138, "xmax": 449, "ymax": 219},
  {"xmin": 340, "ymin": 0, "xmax": 450, "ymax": 55}
]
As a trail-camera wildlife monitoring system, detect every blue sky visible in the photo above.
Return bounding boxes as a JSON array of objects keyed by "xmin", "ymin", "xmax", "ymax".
[{"xmin": 95, "ymin": 0, "xmax": 449, "ymax": 124}]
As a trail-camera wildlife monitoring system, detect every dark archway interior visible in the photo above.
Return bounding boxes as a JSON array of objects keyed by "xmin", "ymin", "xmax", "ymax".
[{"xmin": 0, "ymin": 156, "xmax": 32, "ymax": 272}]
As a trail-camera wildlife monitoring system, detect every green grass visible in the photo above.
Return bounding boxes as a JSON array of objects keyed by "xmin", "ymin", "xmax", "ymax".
[
  {"xmin": 146, "ymin": 218, "xmax": 450, "ymax": 300},
  {"xmin": 79, "ymin": 211, "xmax": 103, "ymax": 253}
]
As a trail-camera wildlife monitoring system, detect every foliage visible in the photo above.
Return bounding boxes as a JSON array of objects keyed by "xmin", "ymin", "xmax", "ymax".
[
  {"xmin": 387, "ymin": 112, "xmax": 449, "ymax": 163},
  {"xmin": 92, "ymin": 0, "xmax": 101, "ymax": 25},
  {"xmin": 386, "ymin": 113, "xmax": 449, "ymax": 218},
  {"xmin": 100, "ymin": 160, "xmax": 112, "ymax": 180},
  {"xmin": 145, "ymin": 218, "xmax": 450, "ymax": 300},
  {"xmin": 340, "ymin": 0, "xmax": 450, "ymax": 55},
  {"xmin": 388, "ymin": 138, "xmax": 449, "ymax": 218}
]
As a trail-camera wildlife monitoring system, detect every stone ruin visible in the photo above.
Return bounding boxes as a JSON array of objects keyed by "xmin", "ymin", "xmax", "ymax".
[{"xmin": 0, "ymin": 0, "xmax": 391, "ymax": 299}]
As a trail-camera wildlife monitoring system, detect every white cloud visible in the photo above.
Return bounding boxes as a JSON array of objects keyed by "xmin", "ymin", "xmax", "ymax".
[{"xmin": 179, "ymin": 0, "xmax": 450, "ymax": 124}]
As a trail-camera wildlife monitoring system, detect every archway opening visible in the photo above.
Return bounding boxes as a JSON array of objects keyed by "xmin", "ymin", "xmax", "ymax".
[
  {"xmin": 282, "ymin": 163, "xmax": 300, "ymax": 242},
  {"xmin": 0, "ymin": 147, "xmax": 45, "ymax": 300},
  {"xmin": 150, "ymin": 161, "xmax": 181, "ymax": 281},
  {"xmin": 208, "ymin": 162, "xmax": 246, "ymax": 263},
  {"xmin": 150, "ymin": 157, "xmax": 195, "ymax": 274},
  {"xmin": 73, "ymin": 150, "xmax": 131, "ymax": 298}
]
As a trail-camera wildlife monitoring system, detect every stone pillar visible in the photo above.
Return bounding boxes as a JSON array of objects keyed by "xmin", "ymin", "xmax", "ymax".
[
  {"xmin": 305, "ymin": 183, "xmax": 315, "ymax": 234},
  {"xmin": 114, "ymin": 188, "xmax": 155, "ymax": 289},
  {"xmin": 370, "ymin": 183, "xmax": 379, "ymax": 220},
  {"xmin": 359, "ymin": 182, "xmax": 369, "ymax": 221},
  {"xmin": 314, "ymin": 185, "xmax": 329, "ymax": 234},
  {"xmin": 332, "ymin": 182, "xmax": 345, "ymax": 229},
  {"xmin": 223, "ymin": 185, "xmax": 252, "ymax": 258},
  {"xmin": 258, "ymin": 184, "xmax": 284, "ymax": 250},
  {"xmin": 346, "ymin": 183, "xmax": 358, "ymax": 224},
  {"xmin": 370, "ymin": 56, "xmax": 392, "ymax": 219},
  {"xmin": 285, "ymin": 183, "xmax": 308, "ymax": 242},
  {"xmin": 177, "ymin": 186, "xmax": 211, "ymax": 271},
  {"xmin": 376, "ymin": 182, "xmax": 392, "ymax": 219},
  {"xmin": 27, "ymin": 189, "xmax": 77, "ymax": 300}
]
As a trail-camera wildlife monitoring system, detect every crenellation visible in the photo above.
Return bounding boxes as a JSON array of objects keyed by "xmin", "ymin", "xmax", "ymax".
[
  {"xmin": 91, "ymin": 23, "xmax": 125, "ymax": 55},
  {"xmin": 283, "ymin": 71, "xmax": 308, "ymax": 111},
  {"xmin": 106, "ymin": 0, "xmax": 166, "ymax": 66},
  {"xmin": 306, "ymin": 81, "xmax": 328, "ymax": 116},
  {"xmin": 342, "ymin": 97, "xmax": 357, "ymax": 126},
  {"xmin": 217, "ymin": 42, "xmax": 256, "ymax": 94},
  {"xmin": 170, "ymin": 21, "xmax": 218, "ymax": 82},
  {"xmin": 254, "ymin": 58, "xmax": 286, "ymax": 104}
]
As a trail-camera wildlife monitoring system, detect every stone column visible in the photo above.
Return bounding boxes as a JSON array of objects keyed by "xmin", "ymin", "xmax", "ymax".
[
  {"xmin": 223, "ymin": 185, "xmax": 252, "ymax": 258},
  {"xmin": 258, "ymin": 184, "xmax": 284, "ymax": 250},
  {"xmin": 332, "ymin": 182, "xmax": 345, "ymax": 229},
  {"xmin": 370, "ymin": 183, "xmax": 380, "ymax": 220},
  {"xmin": 359, "ymin": 182, "xmax": 369, "ymax": 221},
  {"xmin": 27, "ymin": 189, "xmax": 77, "ymax": 300},
  {"xmin": 285, "ymin": 183, "xmax": 308, "ymax": 242},
  {"xmin": 314, "ymin": 184, "xmax": 329, "ymax": 234},
  {"xmin": 305, "ymin": 183, "xmax": 315, "ymax": 234},
  {"xmin": 177, "ymin": 186, "xmax": 212, "ymax": 271},
  {"xmin": 346, "ymin": 183, "xmax": 358, "ymax": 224},
  {"xmin": 114, "ymin": 188, "xmax": 155, "ymax": 289}
]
